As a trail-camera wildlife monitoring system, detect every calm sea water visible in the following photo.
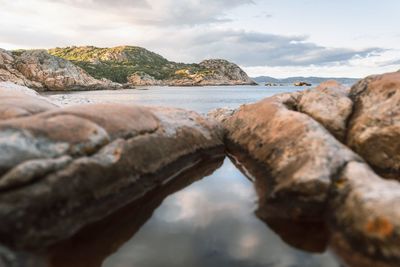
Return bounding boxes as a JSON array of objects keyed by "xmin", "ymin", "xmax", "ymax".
[
  {"xmin": 45, "ymin": 85, "xmax": 302, "ymax": 113},
  {"xmin": 45, "ymin": 86, "xmax": 340, "ymax": 267}
]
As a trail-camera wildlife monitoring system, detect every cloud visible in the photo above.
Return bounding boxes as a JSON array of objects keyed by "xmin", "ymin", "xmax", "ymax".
[
  {"xmin": 50, "ymin": 0, "xmax": 150, "ymax": 8},
  {"xmin": 141, "ymin": 29, "xmax": 384, "ymax": 67},
  {"xmin": 48, "ymin": 0, "xmax": 254, "ymax": 26}
]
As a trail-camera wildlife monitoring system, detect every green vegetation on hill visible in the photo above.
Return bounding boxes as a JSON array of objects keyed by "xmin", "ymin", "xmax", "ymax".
[{"xmin": 48, "ymin": 46, "xmax": 209, "ymax": 83}]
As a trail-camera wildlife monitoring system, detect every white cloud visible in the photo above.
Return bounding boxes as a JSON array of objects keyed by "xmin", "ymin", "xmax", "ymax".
[{"xmin": 0, "ymin": 0, "xmax": 398, "ymax": 77}]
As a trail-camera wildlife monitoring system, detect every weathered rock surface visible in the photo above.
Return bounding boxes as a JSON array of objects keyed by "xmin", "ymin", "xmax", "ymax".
[
  {"xmin": 0, "ymin": 49, "xmax": 42, "ymax": 89},
  {"xmin": 0, "ymin": 49, "xmax": 121, "ymax": 91},
  {"xmin": 14, "ymin": 50, "xmax": 121, "ymax": 91},
  {"xmin": 211, "ymin": 76, "xmax": 400, "ymax": 266},
  {"xmin": 195, "ymin": 59, "xmax": 256, "ymax": 86},
  {"xmin": 0, "ymin": 101, "xmax": 224, "ymax": 248},
  {"xmin": 297, "ymin": 80, "xmax": 353, "ymax": 141},
  {"xmin": 127, "ymin": 71, "xmax": 164, "ymax": 86},
  {"xmin": 49, "ymin": 46, "xmax": 256, "ymax": 86},
  {"xmin": 127, "ymin": 59, "xmax": 257, "ymax": 86},
  {"xmin": 329, "ymin": 162, "xmax": 400, "ymax": 267},
  {"xmin": 216, "ymin": 92, "xmax": 361, "ymax": 221},
  {"xmin": 0, "ymin": 82, "xmax": 57, "ymax": 121},
  {"xmin": 347, "ymin": 72, "xmax": 400, "ymax": 179}
]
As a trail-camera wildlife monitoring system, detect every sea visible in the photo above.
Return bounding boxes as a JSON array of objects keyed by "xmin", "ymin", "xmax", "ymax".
[{"xmin": 43, "ymin": 85, "xmax": 340, "ymax": 267}]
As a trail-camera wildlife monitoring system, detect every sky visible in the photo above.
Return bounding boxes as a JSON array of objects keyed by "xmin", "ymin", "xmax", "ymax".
[{"xmin": 1, "ymin": 0, "xmax": 399, "ymax": 78}]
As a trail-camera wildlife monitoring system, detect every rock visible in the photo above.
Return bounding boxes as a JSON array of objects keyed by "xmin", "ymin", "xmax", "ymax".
[
  {"xmin": 207, "ymin": 108, "xmax": 237, "ymax": 125},
  {"xmin": 218, "ymin": 93, "xmax": 360, "ymax": 221},
  {"xmin": 0, "ymin": 103, "xmax": 224, "ymax": 248},
  {"xmin": 329, "ymin": 162, "xmax": 400, "ymax": 267},
  {"xmin": 127, "ymin": 60, "xmax": 257, "ymax": 87},
  {"xmin": 195, "ymin": 59, "xmax": 257, "ymax": 86},
  {"xmin": 347, "ymin": 72, "xmax": 400, "ymax": 179},
  {"xmin": 0, "ymin": 49, "xmax": 43, "ymax": 89},
  {"xmin": 259, "ymin": 217, "xmax": 329, "ymax": 253},
  {"xmin": 14, "ymin": 50, "xmax": 122, "ymax": 91},
  {"xmin": 294, "ymin": 81, "xmax": 312, "ymax": 86},
  {"xmin": 127, "ymin": 71, "xmax": 164, "ymax": 86},
  {"xmin": 265, "ymin": 82, "xmax": 278, "ymax": 86},
  {"xmin": 0, "ymin": 82, "xmax": 58, "ymax": 121},
  {"xmin": 297, "ymin": 80, "xmax": 353, "ymax": 141}
]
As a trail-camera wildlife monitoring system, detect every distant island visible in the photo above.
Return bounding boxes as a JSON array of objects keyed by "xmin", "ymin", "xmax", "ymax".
[
  {"xmin": 252, "ymin": 76, "xmax": 360, "ymax": 86},
  {"xmin": 0, "ymin": 46, "xmax": 256, "ymax": 91}
]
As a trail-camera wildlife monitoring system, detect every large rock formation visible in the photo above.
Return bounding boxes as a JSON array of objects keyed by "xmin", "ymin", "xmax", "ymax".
[
  {"xmin": 211, "ymin": 76, "xmax": 400, "ymax": 266},
  {"xmin": 194, "ymin": 59, "xmax": 256, "ymax": 86},
  {"xmin": 127, "ymin": 59, "xmax": 257, "ymax": 86},
  {"xmin": 0, "ymin": 49, "xmax": 42, "ymax": 88},
  {"xmin": 0, "ymin": 88, "xmax": 224, "ymax": 249},
  {"xmin": 213, "ymin": 89, "xmax": 360, "ymax": 221},
  {"xmin": 347, "ymin": 72, "xmax": 400, "ymax": 179},
  {"xmin": 0, "ymin": 49, "xmax": 121, "ymax": 91}
]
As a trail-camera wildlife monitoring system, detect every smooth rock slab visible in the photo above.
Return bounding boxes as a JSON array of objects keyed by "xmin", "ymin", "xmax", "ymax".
[{"xmin": 0, "ymin": 103, "xmax": 224, "ymax": 248}]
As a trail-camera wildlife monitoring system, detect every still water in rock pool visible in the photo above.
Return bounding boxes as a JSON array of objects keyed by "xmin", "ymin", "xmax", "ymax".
[{"xmin": 44, "ymin": 86, "xmax": 340, "ymax": 267}]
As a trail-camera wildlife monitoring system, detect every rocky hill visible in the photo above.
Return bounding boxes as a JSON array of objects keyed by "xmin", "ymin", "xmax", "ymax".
[
  {"xmin": 48, "ymin": 46, "xmax": 256, "ymax": 86},
  {"xmin": 0, "ymin": 49, "xmax": 121, "ymax": 91}
]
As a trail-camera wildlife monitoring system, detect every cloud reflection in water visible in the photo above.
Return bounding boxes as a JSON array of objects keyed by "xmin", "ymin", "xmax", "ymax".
[{"xmin": 103, "ymin": 159, "xmax": 339, "ymax": 267}]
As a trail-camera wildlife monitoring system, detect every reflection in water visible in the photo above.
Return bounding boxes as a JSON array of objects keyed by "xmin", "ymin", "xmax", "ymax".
[
  {"xmin": 46, "ymin": 154, "xmax": 225, "ymax": 267},
  {"xmin": 96, "ymin": 159, "xmax": 338, "ymax": 267}
]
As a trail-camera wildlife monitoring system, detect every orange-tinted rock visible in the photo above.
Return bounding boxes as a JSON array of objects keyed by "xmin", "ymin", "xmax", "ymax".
[
  {"xmin": 329, "ymin": 162, "xmax": 400, "ymax": 267},
  {"xmin": 297, "ymin": 80, "xmax": 353, "ymax": 141},
  {"xmin": 347, "ymin": 72, "xmax": 400, "ymax": 179},
  {"xmin": 219, "ymin": 93, "xmax": 360, "ymax": 220}
]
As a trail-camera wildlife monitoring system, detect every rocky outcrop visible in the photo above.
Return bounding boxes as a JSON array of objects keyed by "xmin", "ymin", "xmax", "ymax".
[
  {"xmin": 215, "ymin": 91, "xmax": 360, "ymax": 221},
  {"xmin": 211, "ymin": 75, "xmax": 400, "ymax": 266},
  {"xmin": 0, "ymin": 49, "xmax": 42, "ymax": 88},
  {"xmin": 195, "ymin": 59, "xmax": 256, "ymax": 86},
  {"xmin": 297, "ymin": 80, "xmax": 353, "ymax": 141},
  {"xmin": 14, "ymin": 50, "xmax": 121, "ymax": 91},
  {"xmin": 127, "ymin": 71, "xmax": 164, "ymax": 86},
  {"xmin": 347, "ymin": 72, "xmax": 400, "ymax": 179},
  {"xmin": 0, "ymin": 90, "xmax": 224, "ymax": 248},
  {"xmin": 329, "ymin": 162, "xmax": 400, "ymax": 267},
  {"xmin": 126, "ymin": 59, "xmax": 257, "ymax": 86},
  {"xmin": 294, "ymin": 81, "xmax": 312, "ymax": 87},
  {"xmin": 48, "ymin": 45, "xmax": 256, "ymax": 86},
  {"xmin": 0, "ymin": 49, "xmax": 121, "ymax": 91},
  {"xmin": 2, "ymin": 46, "xmax": 256, "ymax": 88}
]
